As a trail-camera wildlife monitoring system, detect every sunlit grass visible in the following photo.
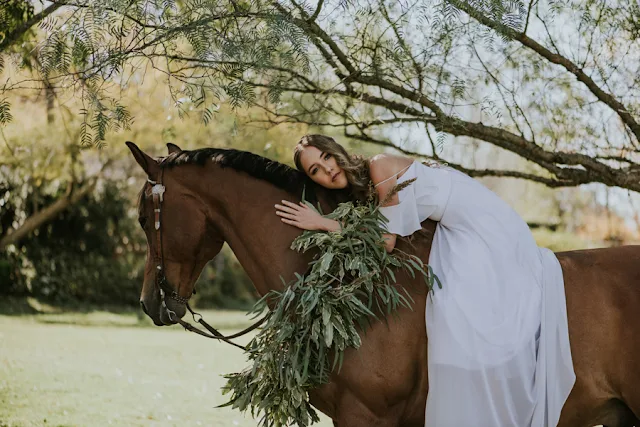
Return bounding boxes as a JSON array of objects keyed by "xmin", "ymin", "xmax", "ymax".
[{"xmin": 0, "ymin": 307, "xmax": 333, "ymax": 427}]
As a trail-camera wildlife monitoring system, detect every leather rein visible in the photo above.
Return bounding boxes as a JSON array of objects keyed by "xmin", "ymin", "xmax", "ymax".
[{"xmin": 146, "ymin": 168, "xmax": 268, "ymax": 351}]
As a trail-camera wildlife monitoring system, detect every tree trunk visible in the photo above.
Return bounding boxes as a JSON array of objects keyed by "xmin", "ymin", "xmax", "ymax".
[{"xmin": 0, "ymin": 178, "xmax": 96, "ymax": 251}]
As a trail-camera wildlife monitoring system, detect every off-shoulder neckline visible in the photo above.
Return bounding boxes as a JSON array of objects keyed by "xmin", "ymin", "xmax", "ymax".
[{"xmin": 396, "ymin": 161, "xmax": 416, "ymax": 184}]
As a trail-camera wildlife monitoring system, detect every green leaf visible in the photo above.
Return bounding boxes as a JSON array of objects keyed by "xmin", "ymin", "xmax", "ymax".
[
  {"xmin": 0, "ymin": 98, "xmax": 12, "ymax": 126},
  {"xmin": 319, "ymin": 251, "xmax": 334, "ymax": 273},
  {"xmin": 324, "ymin": 321, "xmax": 334, "ymax": 347},
  {"xmin": 322, "ymin": 304, "xmax": 331, "ymax": 326}
]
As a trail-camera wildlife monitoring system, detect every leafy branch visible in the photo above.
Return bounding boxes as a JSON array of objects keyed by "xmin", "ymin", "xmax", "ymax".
[{"xmin": 222, "ymin": 194, "xmax": 437, "ymax": 427}]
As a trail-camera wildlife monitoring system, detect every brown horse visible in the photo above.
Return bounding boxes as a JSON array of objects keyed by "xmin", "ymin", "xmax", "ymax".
[{"xmin": 127, "ymin": 141, "xmax": 640, "ymax": 427}]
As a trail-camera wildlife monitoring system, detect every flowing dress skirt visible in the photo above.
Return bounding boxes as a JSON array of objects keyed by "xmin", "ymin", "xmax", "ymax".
[{"xmin": 379, "ymin": 163, "xmax": 575, "ymax": 427}]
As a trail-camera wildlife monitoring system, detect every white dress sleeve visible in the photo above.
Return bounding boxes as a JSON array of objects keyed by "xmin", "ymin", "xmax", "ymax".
[
  {"xmin": 378, "ymin": 163, "xmax": 452, "ymax": 237},
  {"xmin": 379, "ymin": 193, "xmax": 423, "ymax": 237}
]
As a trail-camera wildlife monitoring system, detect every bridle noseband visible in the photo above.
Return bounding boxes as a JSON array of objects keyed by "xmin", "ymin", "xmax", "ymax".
[{"xmin": 146, "ymin": 170, "xmax": 267, "ymax": 351}]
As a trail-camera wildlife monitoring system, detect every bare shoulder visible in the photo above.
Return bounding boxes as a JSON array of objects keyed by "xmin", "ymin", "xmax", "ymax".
[{"xmin": 369, "ymin": 154, "xmax": 413, "ymax": 184}]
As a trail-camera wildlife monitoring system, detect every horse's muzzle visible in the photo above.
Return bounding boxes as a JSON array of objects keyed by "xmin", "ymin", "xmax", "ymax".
[
  {"xmin": 160, "ymin": 297, "xmax": 187, "ymax": 325},
  {"xmin": 140, "ymin": 292, "xmax": 187, "ymax": 326},
  {"xmin": 139, "ymin": 296, "xmax": 164, "ymax": 326},
  {"xmin": 139, "ymin": 300, "xmax": 162, "ymax": 326}
]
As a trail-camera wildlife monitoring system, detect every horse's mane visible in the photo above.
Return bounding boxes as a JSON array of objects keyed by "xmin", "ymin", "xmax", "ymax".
[{"xmin": 156, "ymin": 147, "xmax": 351, "ymax": 206}]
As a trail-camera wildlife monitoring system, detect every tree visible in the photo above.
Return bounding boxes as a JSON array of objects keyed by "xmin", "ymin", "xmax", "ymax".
[
  {"xmin": 1, "ymin": 0, "xmax": 639, "ymax": 190},
  {"xmin": 0, "ymin": 1, "xmax": 62, "ymax": 52},
  {"xmin": 0, "ymin": 0, "xmax": 64, "ymax": 123}
]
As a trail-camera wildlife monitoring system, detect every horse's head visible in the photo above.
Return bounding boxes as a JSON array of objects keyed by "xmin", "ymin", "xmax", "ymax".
[{"xmin": 126, "ymin": 141, "xmax": 224, "ymax": 325}]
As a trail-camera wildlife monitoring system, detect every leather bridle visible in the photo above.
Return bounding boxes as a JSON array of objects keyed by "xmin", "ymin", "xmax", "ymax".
[{"xmin": 146, "ymin": 168, "xmax": 268, "ymax": 351}]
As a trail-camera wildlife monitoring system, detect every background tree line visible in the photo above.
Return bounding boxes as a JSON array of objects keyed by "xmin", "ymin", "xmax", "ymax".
[
  {"xmin": 0, "ymin": 0, "xmax": 639, "ymax": 307},
  {"xmin": 0, "ymin": 62, "xmax": 312, "ymax": 307}
]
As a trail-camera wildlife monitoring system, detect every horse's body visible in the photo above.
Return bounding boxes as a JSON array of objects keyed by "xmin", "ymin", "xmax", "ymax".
[{"xmin": 128, "ymin": 142, "xmax": 640, "ymax": 427}]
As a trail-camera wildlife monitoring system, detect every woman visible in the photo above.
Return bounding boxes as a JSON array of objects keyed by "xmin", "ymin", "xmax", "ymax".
[{"xmin": 275, "ymin": 134, "xmax": 575, "ymax": 427}]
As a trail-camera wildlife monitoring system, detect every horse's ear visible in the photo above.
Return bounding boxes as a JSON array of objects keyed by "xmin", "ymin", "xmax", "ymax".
[
  {"xmin": 166, "ymin": 142, "xmax": 182, "ymax": 154},
  {"xmin": 126, "ymin": 141, "xmax": 159, "ymax": 178}
]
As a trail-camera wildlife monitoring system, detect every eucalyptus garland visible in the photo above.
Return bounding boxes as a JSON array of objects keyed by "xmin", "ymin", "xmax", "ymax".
[{"xmin": 221, "ymin": 182, "xmax": 439, "ymax": 427}]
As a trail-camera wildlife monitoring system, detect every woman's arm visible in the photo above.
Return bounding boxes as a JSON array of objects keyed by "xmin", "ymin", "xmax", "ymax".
[
  {"xmin": 319, "ymin": 217, "xmax": 341, "ymax": 232},
  {"xmin": 369, "ymin": 154, "xmax": 413, "ymax": 253},
  {"xmin": 275, "ymin": 200, "xmax": 341, "ymax": 231},
  {"xmin": 276, "ymin": 198, "xmax": 395, "ymax": 250}
]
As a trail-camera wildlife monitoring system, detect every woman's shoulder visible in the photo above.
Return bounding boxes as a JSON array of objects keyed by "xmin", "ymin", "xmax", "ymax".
[{"xmin": 369, "ymin": 154, "xmax": 414, "ymax": 184}]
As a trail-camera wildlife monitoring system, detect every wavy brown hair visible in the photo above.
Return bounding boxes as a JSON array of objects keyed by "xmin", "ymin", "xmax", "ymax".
[{"xmin": 293, "ymin": 135, "xmax": 372, "ymax": 202}]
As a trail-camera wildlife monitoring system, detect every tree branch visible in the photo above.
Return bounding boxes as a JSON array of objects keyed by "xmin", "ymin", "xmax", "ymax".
[
  {"xmin": 345, "ymin": 130, "xmax": 575, "ymax": 186},
  {"xmin": 309, "ymin": 0, "xmax": 324, "ymax": 22},
  {"xmin": 0, "ymin": 158, "xmax": 112, "ymax": 251},
  {"xmin": 0, "ymin": 2, "xmax": 64, "ymax": 52},
  {"xmin": 237, "ymin": 72, "xmax": 637, "ymax": 189},
  {"xmin": 447, "ymin": 0, "xmax": 640, "ymax": 142},
  {"xmin": 0, "ymin": 178, "xmax": 96, "ymax": 251}
]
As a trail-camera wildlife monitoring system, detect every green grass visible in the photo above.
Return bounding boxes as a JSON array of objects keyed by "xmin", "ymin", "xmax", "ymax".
[{"xmin": 0, "ymin": 301, "xmax": 333, "ymax": 427}]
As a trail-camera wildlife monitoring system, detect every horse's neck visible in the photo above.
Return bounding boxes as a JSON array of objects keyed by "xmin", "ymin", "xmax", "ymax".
[{"xmin": 198, "ymin": 166, "xmax": 313, "ymax": 297}]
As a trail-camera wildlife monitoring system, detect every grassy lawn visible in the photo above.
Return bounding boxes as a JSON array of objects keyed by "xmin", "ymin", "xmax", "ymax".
[{"xmin": 0, "ymin": 301, "xmax": 333, "ymax": 427}]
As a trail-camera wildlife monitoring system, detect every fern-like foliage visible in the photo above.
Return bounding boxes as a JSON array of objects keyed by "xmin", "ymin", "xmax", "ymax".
[
  {"xmin": 0, "ymin": 98, "xmax": 13, "ymax": 125},
  {"xmin": 78, "ymin": 86, "xmax": 132, "ymax": 147},
  {"xmin": 0, "ymin": 0, "xmax": 313, "ymax": 141}
]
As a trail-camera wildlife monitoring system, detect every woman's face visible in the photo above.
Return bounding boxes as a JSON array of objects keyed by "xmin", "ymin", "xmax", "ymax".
[{"xmin": 298, "ymin": 145, "xmax": 349, "ymax": 189}]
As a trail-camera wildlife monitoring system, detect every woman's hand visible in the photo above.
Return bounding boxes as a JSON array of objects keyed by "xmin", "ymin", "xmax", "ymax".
[
  {"xmin": 275, "ymin": 200, "xmax": 328, "ymax": 231},
  {"xmin": 382, "ymin": 233, "xmax": 397, "ymax": 253}
]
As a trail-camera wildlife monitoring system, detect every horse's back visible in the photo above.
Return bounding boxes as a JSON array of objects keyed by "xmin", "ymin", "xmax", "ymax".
[
  {"xmin": 558, "ymin": 244, "xmax": 640, "ymax": 269},
  {"xmin": 558, "ymin": 245, "xmax": 640, "ymax": 343},
  {"xmin": 556, "ymin": 245, "xmax": 640, "ymax": 426}
]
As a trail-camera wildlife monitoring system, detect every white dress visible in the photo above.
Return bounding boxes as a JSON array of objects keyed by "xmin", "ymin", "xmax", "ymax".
[{"xmin": 378, "ymin": 162, "xmax": 575, "ymax": 427}]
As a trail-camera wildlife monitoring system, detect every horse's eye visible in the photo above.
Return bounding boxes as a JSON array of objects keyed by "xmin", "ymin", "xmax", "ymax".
[{"xmin": 138, "ymin": 217, "xmax": 147, "ymax": 228}]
